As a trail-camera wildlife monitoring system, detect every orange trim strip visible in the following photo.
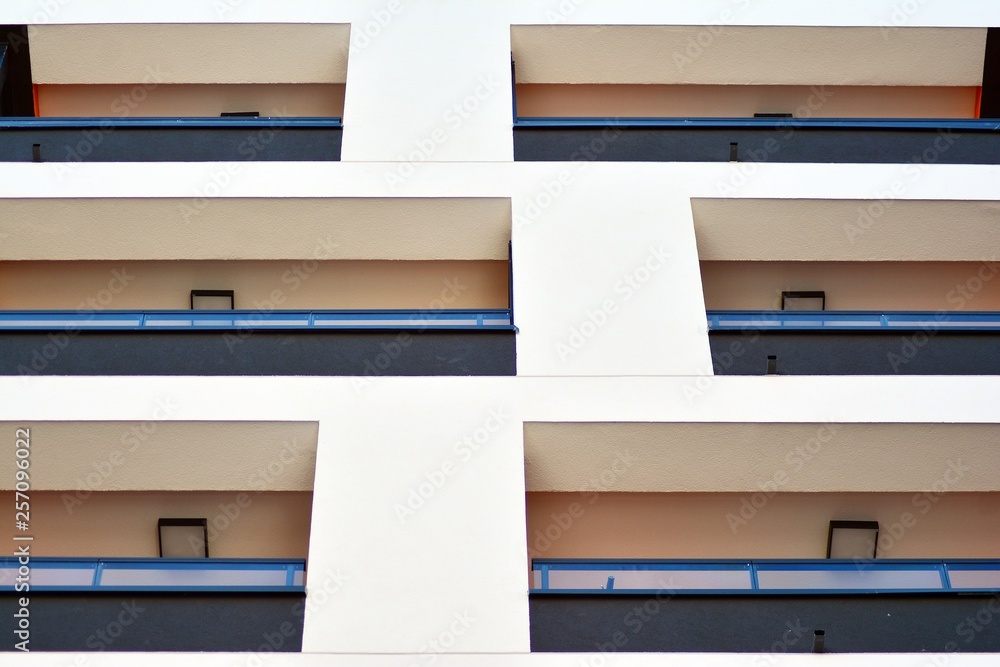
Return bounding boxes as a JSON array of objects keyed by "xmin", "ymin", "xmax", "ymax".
[
  {"xmin": 975, "ymin": 86, "xmax": 982, "ymax": 118},
  {"xmin": 32, "ymin": 84, "xmax": 39, "ymax": 117}
]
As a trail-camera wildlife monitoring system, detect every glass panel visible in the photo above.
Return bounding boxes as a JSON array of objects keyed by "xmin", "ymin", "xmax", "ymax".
[
  {"xmin": 0, "ymin": 566, "xmax": 17, "ymax": 586},
  {"xmin": 828, "ymin": 527, "xmax": 878, "ymax": 559},
  {"xmin": 757, "ymin": 567, "xmax": 943, "ymax": 590},
  {"xmin": 546, "ymin": 568, "xmax": 752, "ymax": 590},
  {"xmin": 0, "ymin": 565, "xmax": 95, "ymax": 587},
  {"xmin": 31, "ymin": 567, "xmax": 97, "ymax": 586},
  {"xmin": 783, "ymin": 297, "xmax": 824, "ymax": 311},
  {"xmin": 0, "ymin": 318, "xmax": 141, "ymax": 328},
  {"xmin": 235, "ymin": 318, "xmax": 308, "ymax": 327},
  {"xmin": 948, "ymin": 569, "xmax": 1000, "ymax": 589},
  {"xmin": 143, "ymin": 319, "xmax": 198, "ymax": 327},
  {"xmin": 159, "ymin": 525, "xmax": 207, "ymax": 558},
  {"xmin": 191, "ymin": 295, "xmax": 233, "ymax": 310},
  {"xmin": 99, "ymin": 567, "xmax": 288, "ymax": 587}
]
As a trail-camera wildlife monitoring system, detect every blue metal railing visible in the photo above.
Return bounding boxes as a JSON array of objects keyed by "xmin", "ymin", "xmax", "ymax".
[
  {"xmin": 532, "ymin": 558, "xmax": 1000, "ymax": 595},
  {"xmin": 0, "ymin": 309, "xmax": 515, "ymax": 331},
  {"xmin": 0, "ymin": 116, "xmax": 342, "ymax": 130},
  {"xmin": 707, "ymin": 310, "xmax": 1000, "ymax": 332},
  {"xmin": 0, "ymin": 557, "xmax": 305, "ymax": 592},
  {"xmin": 515, "ymin": 117, "xmax": 1000, "ymax": 132}
]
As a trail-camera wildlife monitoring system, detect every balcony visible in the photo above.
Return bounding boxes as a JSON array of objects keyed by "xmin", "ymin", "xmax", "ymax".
[
  {"xmin": 511, "ymin": 25, "xmax": 1000, "ymax": 163},
  {"xmin": 0, "ymin": 196, "xmax": 516, "ymax": 376},
  {"xmin": 708, "ymin": 310, "xmax": 1000, "ymax": 375},
  {"xmin": 0, "ymin": 308, "xmax": 516, "ymax": 376},
  {"xmin": 0, "ymin": 23, "xmax": 348, "ymax": 161},
  {"xmin": 0, "ymin": 557, "xmax": 305, "ymax": 651},
  {"xmin": 530, "ymin": 559, "xmax": 1000, "ymax": 653}
]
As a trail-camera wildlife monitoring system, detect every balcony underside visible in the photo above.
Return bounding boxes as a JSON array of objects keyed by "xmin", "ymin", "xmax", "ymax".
[
  {"xmin": 709, "ymin": 330, "xmax": 1000, "ymax": 375},
  {"xmin": 1, "ymin": 329, "xmax": 516, "ymax": 376},
  {"xmin": 0, "ymin": 118, "xmax": 342, "ymax": 162},
  {"xmin": 529, "ymin": 592, "xmax": 999, "ymax": 653},
  {"xmin": 513, "ymin": 119, "xmax": 1000, "ymax": 163}
]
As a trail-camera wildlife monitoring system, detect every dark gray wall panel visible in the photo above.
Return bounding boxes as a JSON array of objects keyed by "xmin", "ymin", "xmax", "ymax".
[
  {"xmin": 0, "ymin": 330, "xmax": 516, "ymax": 376},
  {"xmin": 709, "ymin": 331, "xmax": 1000, "ymax": 375},
  {"xmin": 515, "ymin": 127, "xmax": 1000, "ymax": 164},
  {"xmin": 530, "ymin": 593, "xmax": 1000, "ymax": 653},
  {"xmin": 0, "ymin": 126, "xmax": 341, "ymax": 161},
  {"xmin": 0, "ymin": 592, "xmax": 303, "ymax": 651}
]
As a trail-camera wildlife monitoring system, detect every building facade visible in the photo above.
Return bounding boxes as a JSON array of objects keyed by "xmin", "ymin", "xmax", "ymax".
[{"xmin": 0, "ymin": 0, "xmax": 998, "ymax": 664}]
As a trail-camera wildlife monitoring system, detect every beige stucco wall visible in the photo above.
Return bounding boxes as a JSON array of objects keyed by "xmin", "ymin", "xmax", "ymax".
[
  {"xmin": 701, "ymin": 261, "xmax": 1000, "ymax": 310},
  {"xmin": 37, "ymin": 83, "xmax": 346, "ymax": 118},
  {"xmin": 516, "ymin": 84, "xmax": 978, "ymax": 119},
  {"xmin": 524, "ymin": 422, "xmax": 1000, "ymax": 493},
  {"xmin": 0, "ymin": 490, "xmax": 311, "ymax": 558},
  {"xmin": 29, "ymin": 24, "xmax": 350, "ymax": 84},
  {"xmin": 0, "ymin": 198, "xmax": 512, "ymax": 261},
  {"xmin": 0, "ymin": 260, "xmax": 508, "ymax": 310},
  {"xmin": 527, "ymin": 491, "xmax": 1000, "ymax": 560},
  {"xmin": 692, "ymin": 199, "xmax": 1000, "ymax": 262},
  {"xmin": 0, "ymin": 422, "xmax": 317, "ymax": 491},
  {"xmin": 512, "ymin": 26, "xmax": 985, "ymax": 86}
]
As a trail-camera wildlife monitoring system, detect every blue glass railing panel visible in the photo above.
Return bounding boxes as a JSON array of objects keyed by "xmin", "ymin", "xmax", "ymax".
[
  {"xmin": 0, "ymin": 309, "xmax": 515, "ymax": 331},
  {"xmin": 0, "ymin": 557, "xmax": 304, "ymax": 592},
  {"xmin": 754, "ymin": 561, "xmax": 945, "ymax": 591},
  {"xmin": 532, "ymin": 559, "xmax": 1000, "ymax": 594},
  {"xmin": 945, "ymin": 561, "xmax": 1000, "ymax": 589},
  {"xmin": 707, "ymin": 310, "xmax": 1000, "ymax": 332}
]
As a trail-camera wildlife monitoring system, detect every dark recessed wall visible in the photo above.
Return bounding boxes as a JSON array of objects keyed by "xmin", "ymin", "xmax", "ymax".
[
  {"xmin": 0, "ymin": 26, "xmax": 33, "ymax": 116},
  {"xmin": 530, "ymin": 593, "xmax": 1000, "ymax": 653},
  {"xmin": 514, "ymin": 124, "xmax": 1000, "ymax": 164},
  {"xmin": 709, "ymin": 331, "xmax": 1000, "ymax": 375},
  {"xmin": 0, "ymin": 592, "xmax": 303, "ymax": 652},
  {"xmin": 0, "ymin": 329, "xmax": 516, "ymax": 376},
  {"xmin": 0, "ymin": 123, "xmax": 342, "ymax": 161}
]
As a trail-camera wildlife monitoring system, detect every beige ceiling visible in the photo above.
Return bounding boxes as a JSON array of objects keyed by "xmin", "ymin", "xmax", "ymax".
[
  {"xmin": 512, "ymin": 26, "xmax": 986, "ymax": 86},
  {"xmin": 29, "ymin": 24, "xmax": 350, "ymax": 84},
  {"xmin": 0, "ymin": 198, "xmax": 512, "ymax": 261},
  {"xmin": 692, "ymin": 198, "xmax": 1000, "ymax": 261},
  {"xmin": 0, "ymin": 421, "xmax": 318, "ymax": 491},
  {"xmin": 525, "ymin": 422, "xmax": 1000, "ymax": 493}
]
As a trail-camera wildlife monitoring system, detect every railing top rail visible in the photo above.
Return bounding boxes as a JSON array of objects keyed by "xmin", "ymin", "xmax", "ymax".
[
  {"xmin": 515, "ymin": 117, "xmax": 1000, "ymax": 131},
  {"xmin": 0, "ymin": 556, "xmax": 305, "ymax": 566},
  {"xmin": 532, "ymin": 558, "xmax": 1000, "ymax": 567}
]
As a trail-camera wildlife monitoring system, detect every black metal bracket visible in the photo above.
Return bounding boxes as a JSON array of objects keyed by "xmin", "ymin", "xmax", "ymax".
[
  {"xmin": 158, "ymin": 518, "xmax": 209, "ymax": 558},
  {"xmin": 827, "ymin": 520, "xmax": 880, "ymax": 559},
  {"xmin": 191, "ymin": 289, "xmax": 235, "ymax": 310},
  {"xmin": 781, "ymin": 290, "xmax": 826, "ymax": 310}
]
